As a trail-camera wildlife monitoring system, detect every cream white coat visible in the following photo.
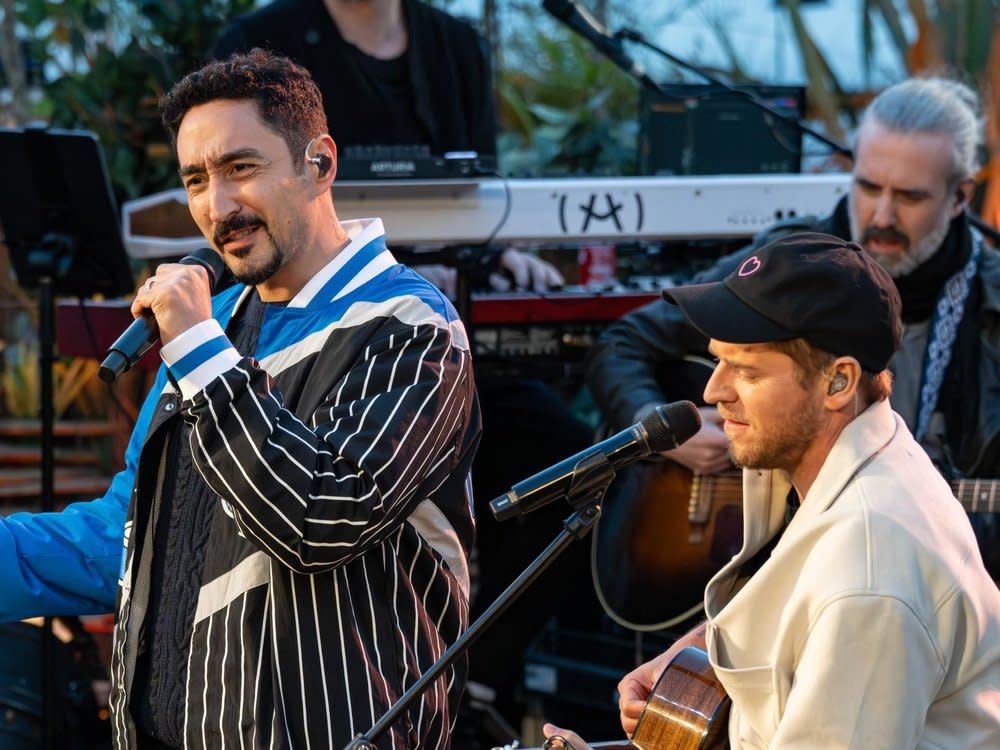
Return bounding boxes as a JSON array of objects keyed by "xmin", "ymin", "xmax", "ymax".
[{"xmin": 704, "ymin": 399, "xmax": 1000, "ymax": 749}]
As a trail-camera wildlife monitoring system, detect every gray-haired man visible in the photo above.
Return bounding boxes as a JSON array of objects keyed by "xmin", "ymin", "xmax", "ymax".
[{"xmin": 587, "ymin": 77, "xmax": 1000, "ymax": 571}]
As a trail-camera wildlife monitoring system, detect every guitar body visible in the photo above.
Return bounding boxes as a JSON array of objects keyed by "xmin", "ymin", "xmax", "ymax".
[
  {"xmin": 593, "ymin": 459, "xmax": 743, "ymax": 627},
  {"xmin": 593, "ymin": 357, "xmax": 743, "ymax": 628},
  {"xmin": 522, "ymin": 646, "xmax": 730, "ymax": 750},
  {"xmin": 632, "ymin": 646, "xmax": 731, "ymax": 750}
]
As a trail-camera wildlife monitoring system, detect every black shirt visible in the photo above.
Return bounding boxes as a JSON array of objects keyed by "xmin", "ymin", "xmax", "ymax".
[
  {"xmin": 213, "ymin": 0, "xmax": 497, "ymax": 155},
  {"xmin": 344, "ymin": 45, "xmax": 431, "ymax": 145},
  {"xmin": 133, "ymin": 290, "xmax": 269, "ymax": 746}
]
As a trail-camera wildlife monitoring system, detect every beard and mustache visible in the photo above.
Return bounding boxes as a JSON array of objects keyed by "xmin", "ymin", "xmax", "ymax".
[
  {"xmin": 213, "ymin": 213, "xmax": 286, "ymax": 286},
  {"xmin": 849, "ymin": 197, "xmax": 953, "ymax": 279},
  {"xmin": 720, "ymin": 401, "xmax": 825, "ymax": 474}
]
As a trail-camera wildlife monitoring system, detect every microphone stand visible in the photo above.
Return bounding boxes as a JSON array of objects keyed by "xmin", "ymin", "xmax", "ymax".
[
  {"xmin": 343, "ymin": 459, "xmax": 617, "ymax": 749},
  {"xmin": 967, "ymin": 210, "xmax": 1000, "ymax": 247},
  {"xmin": 607, "ymin": 29, "xmax": 1000, "ymax": 246},
  {"xmin": 558, "ymin": 16, "xmax": 1000, "ymax": 246},
  {"xmin": 545, "ymin": 3, "xmax": 852, "ymax": 158},
  {"xmin": 17, "ymin": 229, "xmax": 78, "ymax": 750},
  {"xmin": 606, "ymin": 26, "xmax": 852, "ymax": 159}
]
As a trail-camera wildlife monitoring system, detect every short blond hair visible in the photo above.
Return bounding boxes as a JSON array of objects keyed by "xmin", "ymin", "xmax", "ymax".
[{"xmin": 767, "ymin": 338, "xmax": 892, "ymax": 405}]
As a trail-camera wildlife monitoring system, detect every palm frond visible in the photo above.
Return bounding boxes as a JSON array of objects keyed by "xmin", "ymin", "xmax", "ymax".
[{"xmin": 784, "ymin": 0, "xmax": 846, "ymax": 141}]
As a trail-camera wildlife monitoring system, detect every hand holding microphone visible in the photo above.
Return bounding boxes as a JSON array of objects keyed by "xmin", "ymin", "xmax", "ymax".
[
  {"xmin": 131, "ymin": 257, "xmax": 214, "ymax": 343},
  {"xmin": 100, "ymin": 248, "xmax": 228, "ymax": 382}
]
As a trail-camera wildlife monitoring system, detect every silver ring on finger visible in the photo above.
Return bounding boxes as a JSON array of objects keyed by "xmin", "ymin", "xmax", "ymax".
[{"xmin": 543, "ymin": 736, "xmax": 577, "ymax": 750}]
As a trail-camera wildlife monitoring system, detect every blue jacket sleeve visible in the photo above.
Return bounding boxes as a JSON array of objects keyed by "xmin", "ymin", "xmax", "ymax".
[{"xmin": 0, "ymin": 372, "xmax": 164, "ymax": 621}]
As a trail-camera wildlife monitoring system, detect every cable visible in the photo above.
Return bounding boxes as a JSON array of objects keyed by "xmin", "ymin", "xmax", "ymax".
[
  {"xmin": 618, "ymin": 28, "xmax": 852, "ymax": 159},
  {"xmin": 968, "ymin": 211, "xmax": 1000, "ymax": 246},
  {"xmin": 659, "ymin": 82, "xmax": 804, "ymax": 158},
  {"xmin": 589, "ymin": 509, "xmax": 705, "ymax": 632},
  {"xmin": 475, "ymin": 169, "xmax": 513, "ymax": 247}
]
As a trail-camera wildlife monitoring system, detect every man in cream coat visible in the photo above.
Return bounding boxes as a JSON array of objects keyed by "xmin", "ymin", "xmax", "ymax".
[{"xmin": 545, "ymin": 233, "xmax": 1000, "ymax": 749}]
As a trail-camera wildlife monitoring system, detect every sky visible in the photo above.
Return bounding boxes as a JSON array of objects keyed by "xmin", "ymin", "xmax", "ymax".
[
  {"xmin": 648, "ymin": 0, "xmax": 909, "ymax": 88},
  {"xmin": 450, "ymin": 0, "xmax": 911, "ymax": 91}
]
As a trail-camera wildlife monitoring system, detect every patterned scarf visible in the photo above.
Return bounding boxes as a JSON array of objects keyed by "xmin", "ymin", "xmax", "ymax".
[{"xmin": 822, "ymin": 198, "xmax": 981, "ymax": 472}]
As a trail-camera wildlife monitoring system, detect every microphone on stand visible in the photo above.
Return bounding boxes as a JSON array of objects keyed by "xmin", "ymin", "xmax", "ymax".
[
  {"xmin": 541, "ymin": 0, "xmax": 659, "ymax": 90},
  {"xmin": 490, "ymin": 400, "xmax": 702, "ymax": 521},
  {"xmin": 98, "ymin": 248, "xmax": 228, "ymax": 382},
  {"xmin": 344, "ymin": 403, "xmax": 702, "ymax": 750}
]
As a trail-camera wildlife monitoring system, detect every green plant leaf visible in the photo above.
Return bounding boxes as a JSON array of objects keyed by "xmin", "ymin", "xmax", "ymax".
[{"xmin": 527, "ymin": 102, "xmax": 577, "ymax": 126}]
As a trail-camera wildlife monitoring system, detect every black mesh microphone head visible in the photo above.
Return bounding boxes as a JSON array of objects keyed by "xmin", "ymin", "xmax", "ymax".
[
  {"xmin": 641, "ymin": 400, "xmax": 702, "ymax": 452},
  {"xmin": 181, "ymin": 247, "xmax": 229, "ymax": 292}
]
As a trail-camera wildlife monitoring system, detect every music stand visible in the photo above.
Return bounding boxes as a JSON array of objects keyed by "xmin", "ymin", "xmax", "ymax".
[{"xmin": 0, "ymin": 126, "xmax": 134, "ymax": 750}]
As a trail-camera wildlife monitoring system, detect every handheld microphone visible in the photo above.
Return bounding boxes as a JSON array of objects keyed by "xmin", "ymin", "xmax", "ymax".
[
  {"xmin": 490, "ymin": 400, "xmax": 702, "ymax": 521},
  {"xmin": 541, "ymin": 0, "xmax": 657, "ymax": 89},
  {"xmin": 98, "ymin": 248, "xmax": 228, "ymax": 383}
]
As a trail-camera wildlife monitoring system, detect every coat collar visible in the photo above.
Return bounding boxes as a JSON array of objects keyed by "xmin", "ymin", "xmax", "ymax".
[
  {"xmin": 737, "ymin": 399, "xmax": 898, "ymax": 554},
  {"xmin": 218, "ymin": 217, "xmax": 391, "ymax": 322},
  {"xmin": 793, "ymin": 398, "xmax": 897, "ymax": 522}
]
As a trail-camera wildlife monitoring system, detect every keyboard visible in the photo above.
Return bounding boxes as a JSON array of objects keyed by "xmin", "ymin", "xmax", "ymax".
[{"xmin": 337, "ymin": 144, "xmax": 496, "ymax": 180}]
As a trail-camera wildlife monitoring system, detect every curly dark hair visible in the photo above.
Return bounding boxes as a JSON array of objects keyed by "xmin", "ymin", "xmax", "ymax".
[{"xmin": 159, "ymin": 49, "xmax": 329, "ymax": 171}]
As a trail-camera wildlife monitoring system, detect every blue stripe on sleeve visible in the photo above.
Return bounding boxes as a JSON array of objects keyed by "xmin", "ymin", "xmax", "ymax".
[{"xmin": 169, "ymin": 335, "xmax": 233, "ymax": 380}]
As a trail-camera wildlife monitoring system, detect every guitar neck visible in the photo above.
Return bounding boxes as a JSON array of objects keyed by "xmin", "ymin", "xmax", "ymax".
[{"xmin": 952, "ymin": 479, "xmax": 1000, "ymax": 514}]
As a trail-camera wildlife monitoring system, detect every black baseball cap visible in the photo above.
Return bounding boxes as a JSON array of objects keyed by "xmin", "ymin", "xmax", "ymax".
[{"xmin": 662, "ymin": 232, "xmax": 902, "ymax": 372}]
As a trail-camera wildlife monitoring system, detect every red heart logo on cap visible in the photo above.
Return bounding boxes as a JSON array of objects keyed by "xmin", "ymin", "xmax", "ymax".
[{"xmin": 738, "ymin": 256, "xmax": 762, "ymax": 277}]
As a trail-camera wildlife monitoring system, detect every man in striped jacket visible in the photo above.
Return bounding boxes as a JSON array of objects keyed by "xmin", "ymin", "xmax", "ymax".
[{"xmin": 0, "ymin": 50, "xmax": 480, "ymax": 749}]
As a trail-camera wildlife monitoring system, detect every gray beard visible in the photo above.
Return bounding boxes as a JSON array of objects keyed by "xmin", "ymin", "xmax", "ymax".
[
  {"xmin": 877, "ymin": 213, "xmax": 951, "ymax": 278},
  {"xmin": 848, "ymin": 198, "xmax": 953, "ymax": 279}
]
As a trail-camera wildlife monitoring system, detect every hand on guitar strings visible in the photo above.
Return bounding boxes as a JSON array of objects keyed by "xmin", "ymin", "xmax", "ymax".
[
  {"xmin": 618, "ymin": 654, "xmax": 670, "ymax": 738},
  {"xmin": 541, "ymin": 724, "xmax": 589, "ymax": 750},
  {"xmin": 659, "ymin": 405, "xmax": 733, "ymax": 475},
  {"xmin": 617, "ymin": 621, "xmax": 706, "ymax": 738}
]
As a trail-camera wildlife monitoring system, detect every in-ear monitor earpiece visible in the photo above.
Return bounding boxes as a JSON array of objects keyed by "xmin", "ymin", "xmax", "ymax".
[
  {"xmin": 309, "ymin": 153, "xmax": 332, "ymax": 177},
  {"xmin": 827, "ymin": 372, "xmax": 848, "ymax": 395}
]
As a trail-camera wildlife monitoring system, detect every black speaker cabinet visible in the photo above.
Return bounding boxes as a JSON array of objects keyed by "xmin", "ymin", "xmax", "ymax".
[{"xmin": 640, "ymin": 83, "xmax": 806, "ymax": 176}]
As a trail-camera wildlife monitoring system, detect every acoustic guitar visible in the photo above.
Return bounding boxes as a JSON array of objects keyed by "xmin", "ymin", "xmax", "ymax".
[
  {"xmin": 592, "ymin": 357, "xmax": 1000, "ymax": 630},
  {"xmin": 521, "ymin": 645, "xmax": 731, "ymax": 750},
  {"xmin": 591, "ymin": 357, "xmax": 739, "ymax": 630}
]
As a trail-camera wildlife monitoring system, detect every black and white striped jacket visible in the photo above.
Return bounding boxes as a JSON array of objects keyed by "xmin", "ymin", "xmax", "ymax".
[{"xmin": 104, "ymin": 218, "xmax": 480, "ymax": 748}]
